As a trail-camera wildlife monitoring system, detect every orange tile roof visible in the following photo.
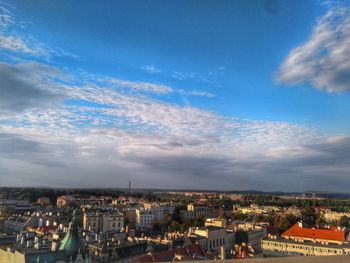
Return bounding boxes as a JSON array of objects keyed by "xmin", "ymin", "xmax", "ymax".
[{"xmin": 282, "ymin": 223, "xmax": 345, "ymax": 242}]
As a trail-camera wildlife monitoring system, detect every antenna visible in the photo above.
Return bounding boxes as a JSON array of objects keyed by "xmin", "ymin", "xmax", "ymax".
[{"xmin": 126, "ymin": 180, "xmax": 131, "ymax": 203}]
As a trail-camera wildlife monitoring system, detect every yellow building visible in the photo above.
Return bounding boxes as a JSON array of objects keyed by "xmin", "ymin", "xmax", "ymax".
[{"xmin": 83, "ymin": 210, "xmax": 124, "ymax": 234}]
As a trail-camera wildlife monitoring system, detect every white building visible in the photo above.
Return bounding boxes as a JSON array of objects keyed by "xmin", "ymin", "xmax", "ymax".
[
  {"xmin": 136, "ymin": 208, "xmax": 154, "ymax": 230},
  {"xmin": 152, "ymin": 204, "xmax": 174, "ymax": 221}
]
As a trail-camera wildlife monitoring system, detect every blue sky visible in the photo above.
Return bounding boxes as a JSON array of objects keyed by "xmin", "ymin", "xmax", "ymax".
[{"xmin": 0, "ymin": 0, "xmax": 349, "ymax": 191}]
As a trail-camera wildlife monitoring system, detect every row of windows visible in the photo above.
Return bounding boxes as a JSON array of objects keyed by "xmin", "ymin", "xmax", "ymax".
[
  {"xmin": 88, "ymin": 222, "xmax": 122, "ymax": 227},
  {"xmin": 264, "ymin": 241, "xmax": 350, "ymax": 255},
  {"xmin": 208, "ymin": 237, "xmax": 225, "ymax": 249}
]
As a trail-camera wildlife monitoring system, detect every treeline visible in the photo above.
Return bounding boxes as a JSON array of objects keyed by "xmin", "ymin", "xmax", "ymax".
[{"xmin": 240, "ymin": 194, "xmax": 350, "ymax": 212}]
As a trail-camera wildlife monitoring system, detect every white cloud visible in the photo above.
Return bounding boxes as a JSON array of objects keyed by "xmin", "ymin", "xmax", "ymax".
[
  {"xmin": 276, "ymin": 7, "xmax": 350, "ymax": 93},
  {"xmin": 185, "ymin": 90, "xmax": 216, "ymax": 98},
  {"xmin": 107, "ymin": 78, "xmax": 173, "ymax": 94},
  {"xmin": 172, "ymin": 71, "xmax": 208, "ymax": 82},
  {"xmin": 141, "ymin": 64, "xmax": 161, "ymax": 74},
  {"xmin": 0, "ymin": 2, "xmax": 77, "ymax": 59},
  {"xmin": 0, "ymin": 60, "xmax": 348, "ymax": 190}
]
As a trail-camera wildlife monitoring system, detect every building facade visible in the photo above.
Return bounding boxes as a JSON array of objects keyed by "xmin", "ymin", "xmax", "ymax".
[
  {"xmin": 83, "ymin": 210, "xmax": 124, "ymax": 234},
  {"xmin": 135, "ymin": 209, "xmax": 154, "ymax": 230},
  {"xmin": 187, "ymin": 203, "xmax": 209, "ymax": 219},
  {"xmin": 262, "ymin": 222, "xmax": 349, "ymax": 257}
]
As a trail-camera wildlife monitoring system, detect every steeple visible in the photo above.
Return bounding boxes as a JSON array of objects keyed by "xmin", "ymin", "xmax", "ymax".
[{"xmin": 59, "ymin": 209, "xmax": 83, "ymax": 258}]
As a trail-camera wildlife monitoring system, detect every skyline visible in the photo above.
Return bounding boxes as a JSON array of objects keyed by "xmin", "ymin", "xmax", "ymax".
[{"xmin": 0, "ymin": 0, "xmax": 349, "ymax": 191}]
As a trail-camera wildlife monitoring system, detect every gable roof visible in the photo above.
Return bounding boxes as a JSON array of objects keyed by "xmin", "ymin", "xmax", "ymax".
[{"xmin": 282, "ymin": 223, "xmax": 345, "ymax": 242}]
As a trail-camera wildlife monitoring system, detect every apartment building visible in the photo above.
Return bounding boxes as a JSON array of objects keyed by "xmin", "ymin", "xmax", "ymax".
[
  {"xmin": 188, "ymin": 225, "xmax": 235, "ymax": 253},
  {"xmin": 262, "ymin": 221, "xmax": 350, "ymax": 257},
  {"xmin": 143, "ymin": 203, "xmax": 174, "ymax": 221},
  {"xmin": 135, "ymin": 208, "xmax": 154, "ymax": 230},
  {"xmin": 187, "ymin": 203, "xmax": 209, "ymax": 219},
  {"xmin": 83, "ymin": 210, "xmax": 124, "ymax": 234}
]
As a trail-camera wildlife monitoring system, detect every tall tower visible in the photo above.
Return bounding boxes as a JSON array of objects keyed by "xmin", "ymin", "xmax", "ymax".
[{"xmin": 128, "ymin": 180, "xmax": 131, "ymax": 203}]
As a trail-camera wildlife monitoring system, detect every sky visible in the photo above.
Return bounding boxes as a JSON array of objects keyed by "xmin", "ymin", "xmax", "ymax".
[{"xmin": 0, "ymin": 0, "xmax": 349, "ymax": 192}]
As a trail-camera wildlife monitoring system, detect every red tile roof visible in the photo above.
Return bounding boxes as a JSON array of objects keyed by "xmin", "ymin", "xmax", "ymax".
[
  {"xmin": 282, "ymin": 223, "xmax": 345, "ymax": 242},
  {"xmin": 133, "ymin": 243, "xmax": 213, "ymax": 263}
]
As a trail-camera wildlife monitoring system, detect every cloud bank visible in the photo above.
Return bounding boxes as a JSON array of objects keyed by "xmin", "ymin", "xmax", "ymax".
[
  {"xmin": 0, "ymin": 60, "xmax": 348, "ymax": 191},
  {"xmin": 0, "ymin": 2, "xmax": 349, "ymax": 191}
]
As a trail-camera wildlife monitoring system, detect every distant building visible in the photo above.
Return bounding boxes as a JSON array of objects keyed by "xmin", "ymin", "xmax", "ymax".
[
  {"xmin": 179, "ymin": 210, "xmax": 194, "ymax": 221},
  {"xmin": 36, "ymin": 197, "xmax": 51, "ymax": 206},
  {"xmin": 135, "ymin": 209, "xmax": 154, "ymax": 230},
  {"xmin": 0, "ymin": 199, "xmax": 32, "ymax": 216},
  {"xmin": 133, "ymin": 243, "xmax": 213, "ymax": 262},
  {"xmin": 4, "ymin": 211, "xmax": 59, "ymax": 234},
  {"xmin": 56, "ymin": 195, "xmax": 75, "ymax": 208},
  {"xmin": 57, "ymin": 195, "xmax": 111, "ymax": 208},
  {"xmin": 143, "ymin": 203, "xmax": 174, "ymax": 221},
  {"xmin": 187, "ymin": 203, "xmax": 209, "ymax": 219},
  {"xmin": 83, "ymin": 209, "xmax": 124, "ymax": 234}
]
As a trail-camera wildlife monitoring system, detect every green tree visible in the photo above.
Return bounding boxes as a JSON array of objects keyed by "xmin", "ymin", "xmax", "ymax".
[
  {"xmin": 278, "ymin": 214, "xmax": 298, "ymax": 232},
  {"xmin": 339, "ymin": 216, "xmax": 349, "ymax": 228},
  {"xmin": 316, "ymin": 215, "xmax": 326, "ymax": 228},
  {"xmin": 301, "ymin": 206, "xmax": 317, "ymax": 226}
]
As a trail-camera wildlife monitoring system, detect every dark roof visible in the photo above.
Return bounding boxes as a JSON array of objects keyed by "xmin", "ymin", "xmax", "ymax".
[{"xmin": 133, "ymin": 243, "xmax": 213, "ymax": 263}]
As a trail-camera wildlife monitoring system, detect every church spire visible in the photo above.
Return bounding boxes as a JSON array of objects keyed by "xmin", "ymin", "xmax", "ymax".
[{"xmin": 59, "ymin": 209, "xmax": 83, "ymax": 258}]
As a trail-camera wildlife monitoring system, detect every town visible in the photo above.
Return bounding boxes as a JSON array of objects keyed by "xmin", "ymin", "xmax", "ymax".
[{"xmin": 1, "ymin": 188, "xmax": 350, "ymax": 262}]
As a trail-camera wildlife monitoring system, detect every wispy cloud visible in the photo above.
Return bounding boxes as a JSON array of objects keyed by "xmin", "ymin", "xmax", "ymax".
[
  {"xmin": 0, "ymin": 1, "xmax": 348, "ymax": 190},
  {"xmin": 186, "ymin": 90, "xmax": 216, "ymax": 98},
  {"xmin": 276, "ymin": 6, "xmax": 350, "ymax": 93},
  {"xmin": 141, "ymin": 64, "xmax": 161, "ymax": 74},
  {"xmin": 0, "ymin": 1, "xmax": 77, "ymax": 59},
  {"xmin": 171, "ymin": 71, "xmax": 208, "ymax": 83},
  {"xmin": 107, "ymin": 78, "xmax": 173, "ymax": 94},
  {"xmin": 0, "ymin": 54, "xmax": 346, "ymax": 190}
]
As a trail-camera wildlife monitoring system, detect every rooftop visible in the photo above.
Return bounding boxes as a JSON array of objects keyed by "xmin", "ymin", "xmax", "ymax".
[{"xmin": 282, "ymin": 223, "xmax": 345, "ymax": 242}]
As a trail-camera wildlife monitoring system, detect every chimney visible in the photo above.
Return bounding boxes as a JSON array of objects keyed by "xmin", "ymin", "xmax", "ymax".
[
  {"xmin": 220, "ymin": 246, "xmax": 226, "ymax": 260},
  {"xmin": 26, "ymin": 240, "xmax": 32, "ymax": 248},
  {"xmin": 34, "ymin": 242, "xmax": 41, "ymax": 250}
]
